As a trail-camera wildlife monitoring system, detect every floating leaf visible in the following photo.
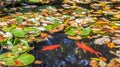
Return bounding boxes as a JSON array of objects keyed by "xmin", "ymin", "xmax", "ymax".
[
  {"xmin": 44, "ymin": 25, "xmax": 52, "ymax": 31},
  {"xmin": 0, "ymin": 52, "xmax": 17, "ymax": 66},
  {"xmin": 106, "ymin": 42, "xmax": 115, "ymax": 48},
  {"xmin": 23, "ymin": 27, "xmax": 40, "ymax": 36},
  {"xmin": 65, "ymin": 27, "xmax": 77, "ymax": 36},
  {"xmin": 17, "ymin": 16, "xmax": 23, "ymax": 24},
  {"xmin": 99, "ymin": 60, "xmax": 107, "ymax": 67},
  {"xmin": 80, "ymin": 28, "xmax": 91, "ymax": 36},
  {"xmin": 14, "ymin": 60, "xmax": 23, "ymax": 66},
  {"xmin": 2, "ymin": 26, "xmax": 13, "ymax": 32},
  {"xmin": 10, "ymin": 45, "xmax": 29, "ymax": 54},
  {"xmin": 99, "ymin": 57, "xmax": 107, "ymax": 62},
  {"xmin": 52, "ymin": 22, "xmax": 61, "ymax": 28},
  {"xmin": 16, "ymin": 54, "xmax": 35, "ymax": 66},
  {"xmin": 10, "ymin": 28, "xmax": 26, "ymax": 37},
  {"xmin": 20, "ymin": 40, "xmax": 29, "ymax": 48},
  {"xmin": 0, "ymin": 36, "xmax": 5, "ymax": 41},
  {"xmin": 29, "ymin": 0, "xmax": 39, "ymax": 3},
  {"xmin": 90, "ymin": 58, "xmax": 100, "ymax": 61}
]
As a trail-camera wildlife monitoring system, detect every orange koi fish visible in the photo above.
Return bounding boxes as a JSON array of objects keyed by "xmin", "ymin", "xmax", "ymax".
[
  {"xmin": 76, "ymin": 43, "xmax": 101, "ymax": 57},
  {"xmin": 41, "ymin": 45, "xmax": 60, "ymax": 51}
]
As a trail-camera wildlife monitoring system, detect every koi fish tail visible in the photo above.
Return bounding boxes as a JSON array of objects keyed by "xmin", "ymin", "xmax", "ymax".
[{"xmin": 94, "ymin": 51, "xmax": 102, "ymax": 57}]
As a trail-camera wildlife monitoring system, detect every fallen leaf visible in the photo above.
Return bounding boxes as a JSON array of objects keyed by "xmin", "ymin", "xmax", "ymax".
[
  {"xmin": 106, "ymin": 42, "xmax": 115, "ymax": 48},
  {"xmin": 99, "ymin": 57, "xmax": 107, "ymax": 62}
]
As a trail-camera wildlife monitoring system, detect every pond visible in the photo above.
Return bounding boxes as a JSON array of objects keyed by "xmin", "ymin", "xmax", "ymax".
[{"xmin": 0, "ymin": 0, "xmax": 120, "ymax": 67}]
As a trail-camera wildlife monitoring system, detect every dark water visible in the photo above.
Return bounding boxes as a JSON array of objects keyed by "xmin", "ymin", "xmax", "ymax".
[{"xmin": 28, "ymin": 33, "xmax": 116, "ymax": 67}]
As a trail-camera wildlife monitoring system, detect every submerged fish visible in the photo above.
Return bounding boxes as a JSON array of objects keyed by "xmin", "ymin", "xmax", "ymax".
[
  {"xmin": 41, "ymin": 45, "xmax": 60, "ymax": 51},
  {"xmin": 76, "ymin": 43, "xmax": 101, "ymax": 57}
]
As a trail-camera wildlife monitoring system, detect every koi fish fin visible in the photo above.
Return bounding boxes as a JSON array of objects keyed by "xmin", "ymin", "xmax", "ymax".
[
  {"xmin": 94, "ymin": 51, "xmax": 102, "ymax": 57},
  {"xmin": 83, "ymin": 49, "xmax": 87, "ymax": 53}
]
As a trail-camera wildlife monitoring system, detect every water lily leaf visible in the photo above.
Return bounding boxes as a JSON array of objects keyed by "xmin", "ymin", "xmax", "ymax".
[
  {"xmin": 20, "ymin": 40, "xmax": 29, "ymax": 48},
  {"xmin": 10, "ymin": 28, "xmax": 26, "ymax": 37},
  {"xmin": 13, "ymin": 38, "xmax": 20, "ymax": 45},
  {"xmin": 44, "ymin": 25, "xmax": 52, "ymax": 31},
  {"xmin": 29, "ymin": 0, "xmax": 39, "ymax": 2},
  {"xmin": 73, "ymin": 9, "xmax": 89, "ymax": 13},
  {"xmin": 99, "ymin": 60, "xmax": 107, "ymax": 67},
  {"xmin": 17, "ymin": 16, "xmax": 23, "ymax": 24},
  {"xmin": 0, "ymin": 52, "xmax": 17, "ymax": 65},
  {"xmin": 5, "ymin": 58, "xmax": 14, "ymax": 66},
  {"xmin": 16, "ymin": 54, "xmax": 35, "ymax": 66},
  {"xmin": 2, "ymin": 26, "xmax": 13, "ymax": 32},
  {"xmin": 10, "ymin": 45, "xmax": 29, "ymax": 54},
  {"xmin": 65, "ymin": 27, "xmax": 77, "ymax": 36},
  {"xmin": 52, "ymin": 22, "xmax": 61, "ymax": 28},
  {"xmin": 23, "ymin": 27, "xmax": 40, "ymax": 36},
  {"xmin": 80, "ymin": 28, "xmax": 91, "ymax": 36},
  {"xmin": 28, "ymin": 18, "xmax": 40, "ymax": 25}
]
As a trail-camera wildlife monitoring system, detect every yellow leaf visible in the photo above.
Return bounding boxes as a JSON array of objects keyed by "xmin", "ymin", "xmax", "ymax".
[
  {"xmin": 99, "ymin": 57, "xmax": 107, "ymax": 62},
  {"xmin": 114, "ymin": 14, "xmax": 120, "ymax": 18},
  {"xmin": 107, "ymin": 42, "xmax": 115, "ymax": 48}
]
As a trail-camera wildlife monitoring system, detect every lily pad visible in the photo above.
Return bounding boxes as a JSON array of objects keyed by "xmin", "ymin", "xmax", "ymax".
[
  {"xmin": 17, "ymin": 16, "xmax": 23, "ymax": 24},
  {"xmin": 65, "ymin": 27, "xmax": 77, "ymax": 36},
  {"xmin": 29, "ymin": 0, "xmax": 39, "ymax": 3},
  {"xmin": 23, "ymin": 27, "xmax": 41, "ymax": 36},
  {"xmin": 44, "ymin": 25, "xmax": 53, "ymax": 31},
  {"xmin": 10, "ymin": 45, "xmax": 29, "ymax": 54},
  {"xmin": 2, "ymin": 26, "xmax": 13, "ymax": 32},
  {"xmin": 80, "ymin": 28, "xmax": 91, "ymax": 36},
  {"xmin": 0, "ymin": 52, "xmax": 16, "ymax": 66},
  {"xmin": 10, "ymin": 28, "xmax": 26, "ymax": 37},
  {"xmin": 16, "ymin": 54, "xmax": 35, "ymax": 66}
]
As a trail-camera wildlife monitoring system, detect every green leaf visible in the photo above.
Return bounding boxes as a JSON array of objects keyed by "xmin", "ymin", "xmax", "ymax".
[
  {"xmin": 0, "ymin": 52, "xmax": 17, "ymax": 64},
  {"xmin": 23, "ymin": 27, "xmax": 41, "ymax": 36},
  {"xmin": 10, "ymin": 45, "xmax": 28, "ymax": 54},
  {"xmin": 80, "ymin": 28, "xmax": 91, "ymax": 36},
  {"xmin": 10, "ymin": 28, "xmax": 26, "ymax": 37},
  {"xmin": 65, "ymin": 27, "xmax": 77, "ymax": 36},
  {"xmin": 44, "ymin": 25, "xmax": 52, "ymax": 31},
  {"xmin": 17, "ymin": 16, "xmax": 23, "ymax": 24},
  {"xmin": 29, "ymin": 0, "xmax": 39, "ymax": 2},
  {"xmin": 52, "ymin": 22, "xmax": 60, "ymax": 28},
  {"xmin": 7, "ymin": 40, "xmax": 13, "ymax": 46},
  {"xmin": 2, "ymin": 26, "xmax": 14, "ymax": 32},
  {"xmin": 17, "ymin": 54, "xmax": 35, "ymax": 66},
  {"xmin": 20, "ymin": 40, "xmax": 29, "ymax": 48},
  {"xmin": 13, "ymin": 38, "xmax": 20, "ymax": 45},
  {"xmin": 5, "ymin": 58, "xmax": 14, "ymax": 66},
  {"xmin": 73, "ymin": 9, "xmax": 89, "ymax": 13}
]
